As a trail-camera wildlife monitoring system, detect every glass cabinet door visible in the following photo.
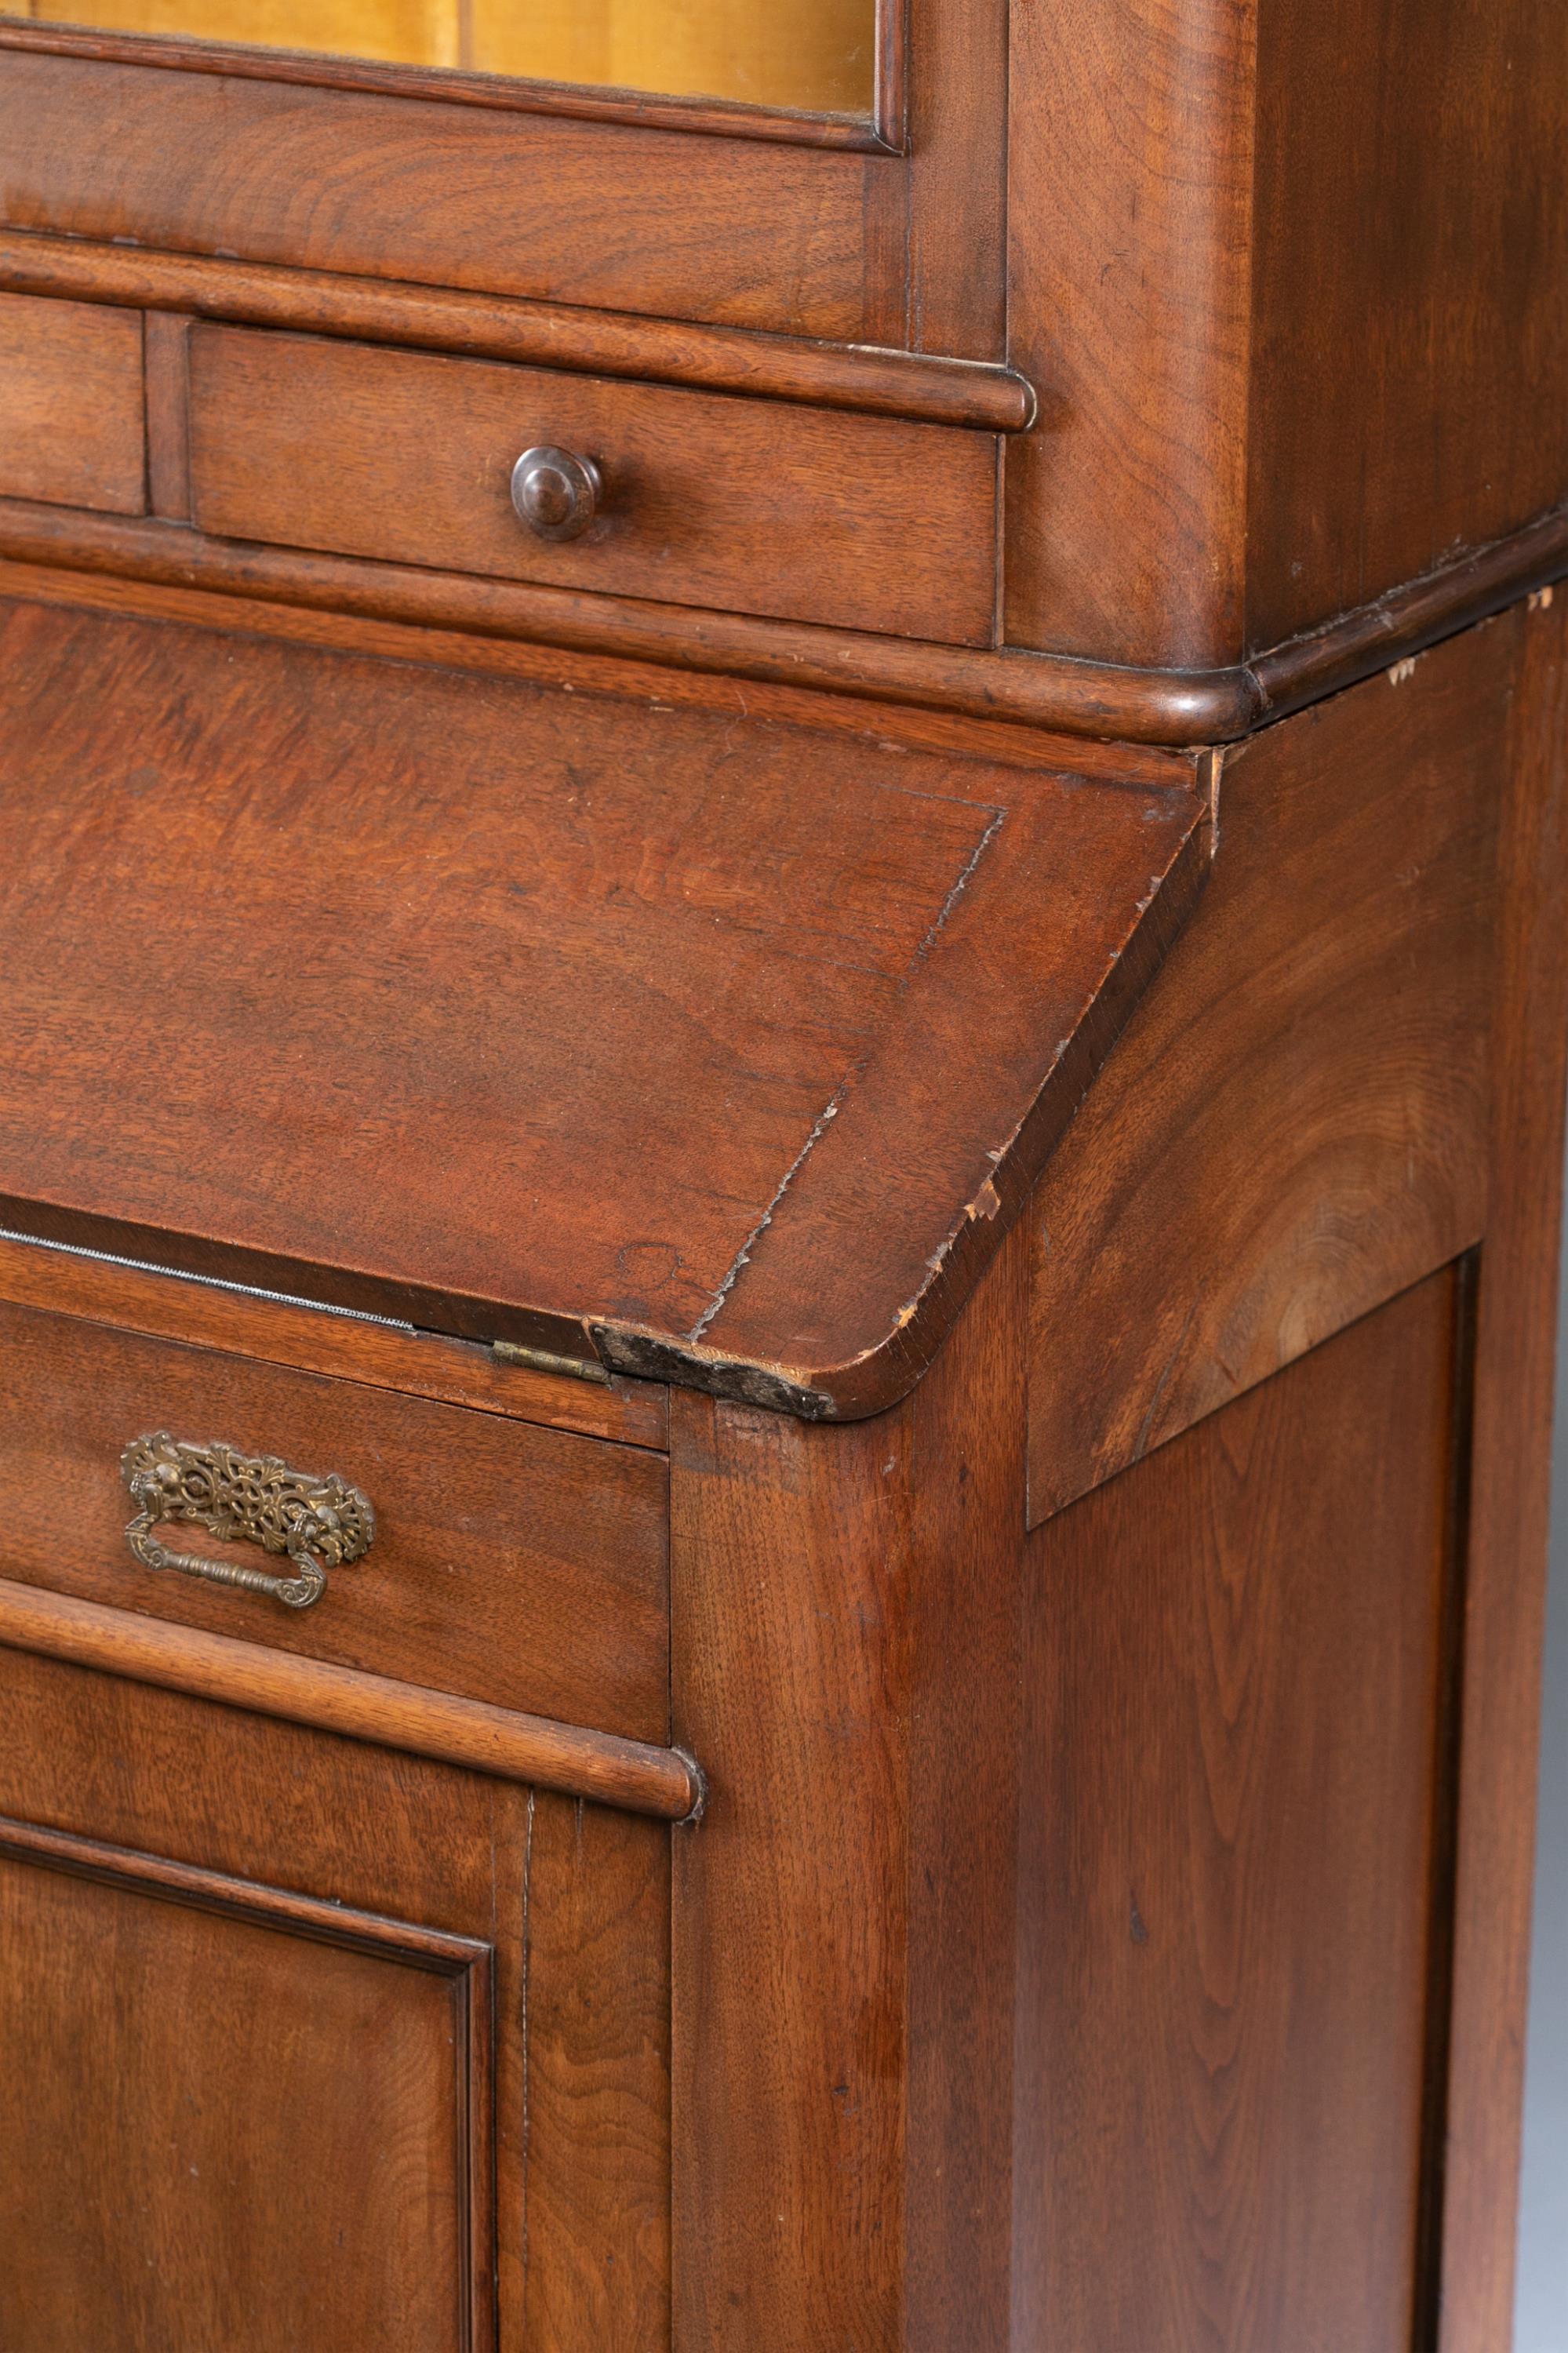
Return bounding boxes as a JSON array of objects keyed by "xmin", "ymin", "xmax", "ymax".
[{"xmin": 6, "ymin": 0, "xmax": 878, "ymax": 114}]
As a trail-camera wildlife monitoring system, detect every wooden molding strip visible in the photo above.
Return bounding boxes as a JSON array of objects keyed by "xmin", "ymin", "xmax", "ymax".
[
  {"xmin": 0, "ymin": 1812, "xmax": 496, "ymax": 1969},
  {"xmin": 0, "ymin": 500, "xmax": 1254, "ymax": 743},
  {"xmin": 0, "ymin": 1577, "xmax": 704, "ymax": 1821},
  {"xmin": 0, "ymin": 551, "xmax": 1201, "ymax": 788},
  {"xmin": 1251, "ymin": 505, "xmax": 1568, "ymax": 720},
  {"xmin": 0, "ymin": 22, "xmax": 900, "ymax": 153},
  {"xmin": 0, "ymin": 231, "xmax": 1030, "ymax": 432},
  {"xmin": 0, "ymin": 496, "xmax": 1562, "ymax": 749}
]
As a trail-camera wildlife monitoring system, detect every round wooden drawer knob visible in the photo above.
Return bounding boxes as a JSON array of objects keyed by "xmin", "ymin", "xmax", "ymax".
[{"xmin": 510, "ymin": 445, "xmax": 604, "ymax": 542}]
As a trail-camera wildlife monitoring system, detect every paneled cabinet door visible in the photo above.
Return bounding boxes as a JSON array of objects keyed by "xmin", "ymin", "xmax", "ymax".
[{"xmin": 0, "ymin": 1646, "xmax": 671, "ymax": 2353}]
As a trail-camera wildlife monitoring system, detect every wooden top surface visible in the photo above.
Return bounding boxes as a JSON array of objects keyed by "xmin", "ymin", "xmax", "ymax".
[{"xmin": 0, "ymin": 595, "xmax": 1206, "ymax": 1416}]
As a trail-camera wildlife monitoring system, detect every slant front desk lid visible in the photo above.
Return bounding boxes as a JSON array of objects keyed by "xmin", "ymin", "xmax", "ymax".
[{"xmin": 0, "ymin": 596, "xmax": 1206, "ymax": 1417}]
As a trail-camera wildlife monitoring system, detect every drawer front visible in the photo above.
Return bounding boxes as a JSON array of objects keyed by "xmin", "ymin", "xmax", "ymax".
[
  {"xmin": 0, "ymin": 1298, "xmax": 669, "ymax": 1743},
  {"xmin": 187, "ymin": 324, "xmax": 998, "ymax": 644},
  {"xmin": 0, "ymin": 293, "xmax": 146, "ymax": 515}
]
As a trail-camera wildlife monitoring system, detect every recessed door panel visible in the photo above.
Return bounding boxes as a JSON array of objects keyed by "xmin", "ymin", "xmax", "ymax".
[{"xmin": 0, "ymin": 1819, "xmax": 492, "ymax": 2352}]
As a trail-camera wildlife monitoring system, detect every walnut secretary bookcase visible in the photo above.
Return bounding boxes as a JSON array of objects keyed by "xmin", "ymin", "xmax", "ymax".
[{"xmin": 0, "ymin": 3, "xmax": 1564, "ymax": 2348}]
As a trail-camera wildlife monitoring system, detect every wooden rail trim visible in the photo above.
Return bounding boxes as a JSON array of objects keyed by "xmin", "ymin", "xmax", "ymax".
[
  {"xmin": 0, "ymin": 500, "xmax": 1253, "ymax": 740},
  {"xmin": 0, "ymin": 1577, "xmax": 704, "ymax": 1821},
  {"xmin": 1250, "ymin": 506, "xmax": 1568, "ymax": 720},
  {"xmin": 0, "ymin": 232, "xmax": 1033, "ymax": 433},
  {"xmin": 1, "ymin": 496, "xmax": 1563, "ymax": 747}
]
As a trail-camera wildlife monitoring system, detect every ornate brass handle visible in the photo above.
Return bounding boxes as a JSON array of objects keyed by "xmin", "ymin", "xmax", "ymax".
[{"xmin": 120, "ymin": 1432, "xmax": 375, "ymax": 1612}]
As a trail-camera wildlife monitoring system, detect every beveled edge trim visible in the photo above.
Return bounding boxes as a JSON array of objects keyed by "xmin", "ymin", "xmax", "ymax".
[
  {"xmin": 0, "ymin": 1809, "xmax": 495, "ymax": 1968},
  {"xmin": 0, "ymin": 233, "xmax": 1032, "ymax": 431},
  {"xmin": 0, "ymin": 1806, "xmax": 500, "ymax": 2341},
  {"xmin": 3, "ymin": 494, "xmax": 1562, "ymax": 746},
  {"xmin": 0, "ymin": 20, "xmax": 903, "ymax": 153},
  {"xmin": 0, "ymin": 1578, "xmax": 704, "ymax": 1822}
]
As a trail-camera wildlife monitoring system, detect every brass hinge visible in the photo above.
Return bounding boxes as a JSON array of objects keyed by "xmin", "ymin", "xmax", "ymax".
[{"xmin": 491, "ymin": 1338, "xmax": 612, "ymax": 1387}]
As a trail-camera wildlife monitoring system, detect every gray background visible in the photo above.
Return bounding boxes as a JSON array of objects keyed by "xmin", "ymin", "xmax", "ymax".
[{"xmin": 1514, "ymin": 1173, "xmax": 1568, "ymax": 2351}]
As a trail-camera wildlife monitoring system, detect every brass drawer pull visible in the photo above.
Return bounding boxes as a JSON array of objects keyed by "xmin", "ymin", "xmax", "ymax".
[{"xmin": 120, "ymin": 1432, "xmax": 375, "ymax": 1612}]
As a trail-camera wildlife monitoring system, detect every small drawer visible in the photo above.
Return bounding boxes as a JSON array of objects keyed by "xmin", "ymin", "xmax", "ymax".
[
  {"xmin": 0, "ymin": 1296, "xmax": 669, "ymax": 1744},
  {"xmin": 187, "ymin": 323, "xmax": 999, "ymax": 645},
  {"xmin": 0, "ymin": 293, "xmax": 146, "ymax": 515}
]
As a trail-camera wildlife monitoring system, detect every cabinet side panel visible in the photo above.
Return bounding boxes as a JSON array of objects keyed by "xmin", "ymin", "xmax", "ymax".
[
  {"xmin": 1027, "ymin": 611, "xmax": 1502, "ymax": 1524},
  {"xmin": 1014, "ymin": 1274, "xmax": 1464, "ymax": 2351},
  {"xmin": 1439, "ymin": 588, "xmax": 1568, "ymax": 2353},
  {"xmin": 1247, "ymin": 0, "xmax": 1568, "ymax": 652}
]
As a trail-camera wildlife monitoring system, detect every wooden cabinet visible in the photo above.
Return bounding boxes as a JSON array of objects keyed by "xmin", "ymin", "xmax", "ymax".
[{"xmin": 0, "ymin": 4, "xmax": 1563, "ymax": 2351}]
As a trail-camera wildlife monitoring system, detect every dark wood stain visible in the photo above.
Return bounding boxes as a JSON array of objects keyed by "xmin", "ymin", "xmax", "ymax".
[
  {"xmin": 0, "ymin": 1646, "xmax": 671, "ymax": 2353},
  {"xmin": 0, "ymin": 15, "xmax": 1563, "ymax": 2348},
  {"xmin": 1248, "ymin": 0, "xmax": 1568, "ymax": 650},
  {"xmin": 0, "ymin": 52, "xmax": 879, "ymax": 339},
  {"xmin": 1017, "ymin": 1274, "xmax": 1464, "ymax": 2353},
  {"xmin": 1028, "ymin": 612, "xmax": 1501, "ymax": 1520}
]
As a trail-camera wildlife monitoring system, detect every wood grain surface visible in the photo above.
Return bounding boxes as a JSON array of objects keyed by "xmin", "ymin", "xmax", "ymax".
[
  {"xmin": 0, "ymin": 1293, "xmax": 671, "ymax": 1740},
  {"xmin": 904, "ymin": 0, "xmax": 1007, "ymax": 358},
  {"xmin": 0, "ymin": 1644, "xmax": 671, "ymax": 2353},
  {"xmin": 0, "ymin": 1227, "xmax": 669, "ymax": 1449},
  {"xmin": 1247, "ymin": 0, "xmax": 1568, "ymax": 650},
  {"xmin": 0, "ymin": 493, "xmax": 1263, "ymax": 742},
  {"xmin": 1002, "ymin": 0, "xmax": 1568, "ymax": 675},
  {"xmin": 1028, "ymin": 606, "xmax": 1501, "ymax": 1520},
  {"xmin": 0, "ymin": 1577, "xmax": 700, "ymax": 1817},
  {"xmin": 0, "ymin": 50, "xmax": 884, "ymax": 338},
  {"xmin": 1017, "ymin": 1271, "xmax": 1465, "ymax": 2353},
  {"xmin": 1439, "ymin": 587, "xmax": 1568, "ymax": 2353},
  {"xmin": 0, "ymin": 289, "xmax": 146, "ymax": 512},
  {"xmin": 0, "ymin": 593, "xmax": 1204, "ymax": 1416},
  {"xmin": 142, "ymin": 307, "xmax": 192, "ymax": 519},
  {"xmin": 668, "ymin": 1218, "xmax": 1032, "ymax": 2353},
  {"xmin": 670, "ymin": 1388, "xmax": 912, "ymax": 2352},
  {"xmin": 0, "ymin": 1817, "xmax": 493, "ymax": 2352},
  {"xmin": 900, "ymin": 1216, "xmax": 1029, "ymax": 2353},
  {"xmin": 1003, "ymin": 0, "xmax": 1255, "ymax": 667},
  {"xmin": 4, "ymin": 483, "xmax": 1564, "ymax": 754},
  {"xmin": 187, "ymin": 325, "xmax": 997, "ymax": 645},
  {"xmin": 0, "ymin": 547, "xmax": 1200, "ymax": 788},
  {"xmin": 0, "ymin": 230, "xmax": 1032, "ymax": 429},
  {"xmin": 523, "ymin": 1794, "xmax": 672, "ymax": 2353}
]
